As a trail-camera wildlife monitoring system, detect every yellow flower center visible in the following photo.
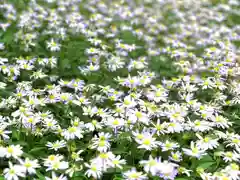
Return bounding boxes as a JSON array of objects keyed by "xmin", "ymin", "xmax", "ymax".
[
  {"xmin": 49, "ymin": 155, "xmax": 56, "ymax": 161},
  {"xmin": 99, "ymin": 140, "xmax": 106, "ymax": 147},
  {"xmin": 113, "ymin": 119, "xmax": 119, "ymax": 125},
  {"xmin": 25, "ymin": 162, "xmax": 32, "ymax": 168},
  {"xmin": 143, "ymin": 139, "xmax": 151, "ymax": 145},
  {"xmin": 192, "ymin": 148, "xmax": 198, "ymax": 154},
  {"xmin": 68, "ymin": 127, "xmax": 76, "ymax": 133},
  {"xmin": 203, "ymin": 137, "xmax": 209, "ymax": 143},
  {"xmin": 99, "ymin": 153, "xmax": 108, "ymax": 159},
  {"xmin": 136, "ymin": 111, "xmax": 142, "ymax": 118},
  {"xmin": 136, "ymin": 134, "xmax": 143, "ymax": 140},
  {"xmin": 9, "ymin": 169, "xmax": 15, "ymax": 174},
  {"xmin": 130, "ymin": 173, "xmax": 139, "ymax": 178},
  {"xmin": 7, "ymin": 147, "xmax": 13, "ymax": 154}
]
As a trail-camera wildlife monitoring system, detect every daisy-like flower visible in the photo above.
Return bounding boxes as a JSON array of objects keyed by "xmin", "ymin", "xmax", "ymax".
[
  {"xmin": 158, "ymin": 161, "xmax": 179, "ymax": 180},
  {"xmin": 0, "ymin": 125, "xmax": 11, "ymax": 139},
  {"xmin": 166, "ymin": 122, "xmax": 184, "ymax": 133},
  {"xmin": 94, "ymin": 151, "xmax": 115, "ymax": 170},
  {"xmin": 71, "ymin": 150, "xmax": 84, "ymax": 162},
  {"xmin": 62, "ymin": 126, "xmax": 83, "ymax": 140},
  {"xmin": 178, "ymin": 166, "xmax": 192, "ymax": 177},
  {"xmin": 85, "ymin": 161, "xmax": 103, "ymax": 179},
  {"xmin": 188, "ymin": 119, "xmax": 213, "ymax": 132},
  {"xmin": 128, "ymin": 109, "xmax": 150, "ymax": 125},
  {"xmin": 135, "ymin": 131, "xmax": 159, "ymax": 150},
  {"xmin": 151, "ymin": 119, "xmax": 167, "ymax": 135},
  {"xmin": 225, "ymin": 133, "xmax": 240, "ymax": 149},
  {"xmin": 106, "ymin": 117, "xmax": 125, "ymax": 130},
  {"xmin": 85, "ymin": 119, "xmax": 102, "ymax": 132},
  {"xmin": 46, "ymin": 140, "xmax": 66, "ymax": 151},
  {"xmin": 196, "ymin": 134, "xmax": 219, "ymax": 150},
  {"xmin": 4, "ymin": 162, "xmax": 26, "ymax": 180},
  {"xmin": 91, "ymin": 132, "xmax": 111, "ymax": 152},
  {"xmin": 182, "ymin": 141, "xmax": 206, "ymax": 159},
  {"xmin": 90, "ymin": 138, "xmax": 111, "ymax": 152},
  {"xmin": 210, "ymin": 114, "xmax": 232, "ymax": 129},
  {"xmin": 139, "ymin": 156, "xmax": 161, "ymax": 176},
  {"xmin": 223, "ymin": 163, "xmax": 240, "ymax": 180},
  {"xmin": 161, "ymin": 140, "xmax": 179, "ymax": 152},
  {"xmin": 222, "ymin": 151, "xmax": 240, "ymax": 162},
  {"xmin": 123, "ymin": 168, "xmax": 147, "ymax": 180},
  {"xmin": 169, "ymin": 151, "xmax": 183, "ymax": 162},
  {"xmin": 109, "ymin": 155, "xmax": 126, "ymax": 169},
  {"xmin": 45, "ymin": 172, "xmax": 67, "ymax": 180},
  {"xmin": 117, "ymin": 95, "xmax": 137, "ymax": 109},
  {"xmin": 44, "ymin": 154, "xmax": 69, "ymax": 171},
  {"xmin": 5, "ymin": 145, "xmax": 23, "ymax": 159},
  {"xmin": 19, "ymin": 158, "xmax": 40, "ymax": 174},
  {"xmin": 46, "ymin": 39, "xmax": 61, "ymax": 52}
]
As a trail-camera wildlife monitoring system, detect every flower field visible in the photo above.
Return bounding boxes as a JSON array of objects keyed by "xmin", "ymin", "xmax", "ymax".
[{"xmin": 0, "ymin": 0, "xmax": 240, "ymax": 179}]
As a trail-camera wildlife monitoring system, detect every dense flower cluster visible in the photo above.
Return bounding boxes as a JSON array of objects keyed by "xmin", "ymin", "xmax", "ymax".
[{"xmin": 0, "ymin": 0, "xmax": 240, "ymax": 179}]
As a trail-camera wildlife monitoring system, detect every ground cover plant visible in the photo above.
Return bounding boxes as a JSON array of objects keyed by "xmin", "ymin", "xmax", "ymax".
[{"xmin": 0, "ymin": 0, "xmax": 240, "ymax": 179}]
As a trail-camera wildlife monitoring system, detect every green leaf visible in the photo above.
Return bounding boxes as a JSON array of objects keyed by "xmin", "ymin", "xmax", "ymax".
[
  {"xmin": 113, "ymin": 178, "xmax": 123, "ymax": 180},
  {"xmin": 199, "ymin": 155, "xmax": 213, "ymax": 162},
  {"xmin": 29, "ymin": 147, "xmax": 46, "ymax": 154},
  {"xmin": 36, "ymin": 171, "xmax": 45, "ymax": 180},
  {"xmin": 73, "ymin": 172, "xmax": 88, "ymax": 180},
  {"xmin": 175, "ymin": 178, "xmax": 191, "ymax": 180},
  {"xmin": 198, "ymin": 162, "xmax": 216, "ymax": 169}
]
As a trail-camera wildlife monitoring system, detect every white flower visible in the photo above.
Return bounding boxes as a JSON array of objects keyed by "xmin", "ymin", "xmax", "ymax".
[
  {"xmin": 94, "ymin": 152, "xmax": 115, "ymax": 170},
  {"xmin": 4, "ymin": 162, "xmax": 26, "ymax": 180},
  {"xmin": 19, "ymin": 158, "xmax": 40, "ymax": 174},
  {"xmin": 5, "ymin": 145, "xmax": 23, "ymax": 159},
  {"xmin": 161, "ymin": 140, "xmax": 179, "ymax": 152},
  {"xmin": 123, "ymin": 168, "xmax": 147, "ymax": 180},
  {"xmin": 85, "ymin": 120, "xmax": 102, "ymax": 131},
  {"xmin": 0, "ymin": 43, "xmax": 4, "ymax": 50},
  {"xmin": 189, "ymin": 120, "xmax": 213, "ymax": 132},
  {"xmin": 46, "ymin": 39, "xmax": 61, "ymax": 51},
  {"xmin": 0, "ymin": 146, "xmax": 6, "ymax": 157},
  {"xmin": 63, "ymin": 126, "xmax": 83, "ymax": 140},
  {"xmin": 222, "ymin": 151, "xmax": 240, "ymax": 162},
  {"xmin": 85, "ymin": 162, "xmax": 103, "ymax": 179},
  {"xmin": 210, "ymin": 114, "xmax": 232, "ymax": 129},
  {"xmin": 183, "ymin": 141, "xmax": 206, "ymax": 159},
  {"xmin": 116, "ymin": 95, "xmax": 137, "ymax": 109},
  {"xmin": 90, "ymin": 138, "xmax": 111, "ymax": 152},
  {"xmin": 139, "ymin": 156, "xmax": 161, "ymax": 176},
  {"xmin": 166, "ymin": 122, "xmax": 184, "ymax": 133},
  {"xmin": 169, "ymin": 151, "xmax": 182, "ymax": 162},
  {"xmin": 196, "ymin": 134, "xmax": 219, "ymax": 150},
  {"xmin": 45, "ymin": 172, "xmax": 67, "ymax": 180},
  {"xmin": 151, "ymin": 119, "xmax": 167, "ymax": 135},
  {"xmin": 135, "ymin": 131, "xmax": 159, "ymax": 150},
  {"xmin": 158, "ymin": 161, "xmax": 178, "ymax": 180},
  {"xmin": 105, "ymin": 117, "xmax": 125, "ymax": 129},
  {"xmin": 44, "ymin": 154, "xmax": 69, "ymax": 171},
  {"xmin": 128, "ymin": 109, "xmax": 150, "ymax": 125},
  {"xmin": 0, "ymin": 125, "xmax": 11, "ymax": 139},
  {"xmin": 109, "ymin": 155, "xmax": 126, "ymax": 169},
  {"xmin": 46, "ymin": 140, "xmax": 66, "ymax": 151},
  {"xmin": 223, "ymin": 163, "xmax": 240, "ymax": 180}
]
